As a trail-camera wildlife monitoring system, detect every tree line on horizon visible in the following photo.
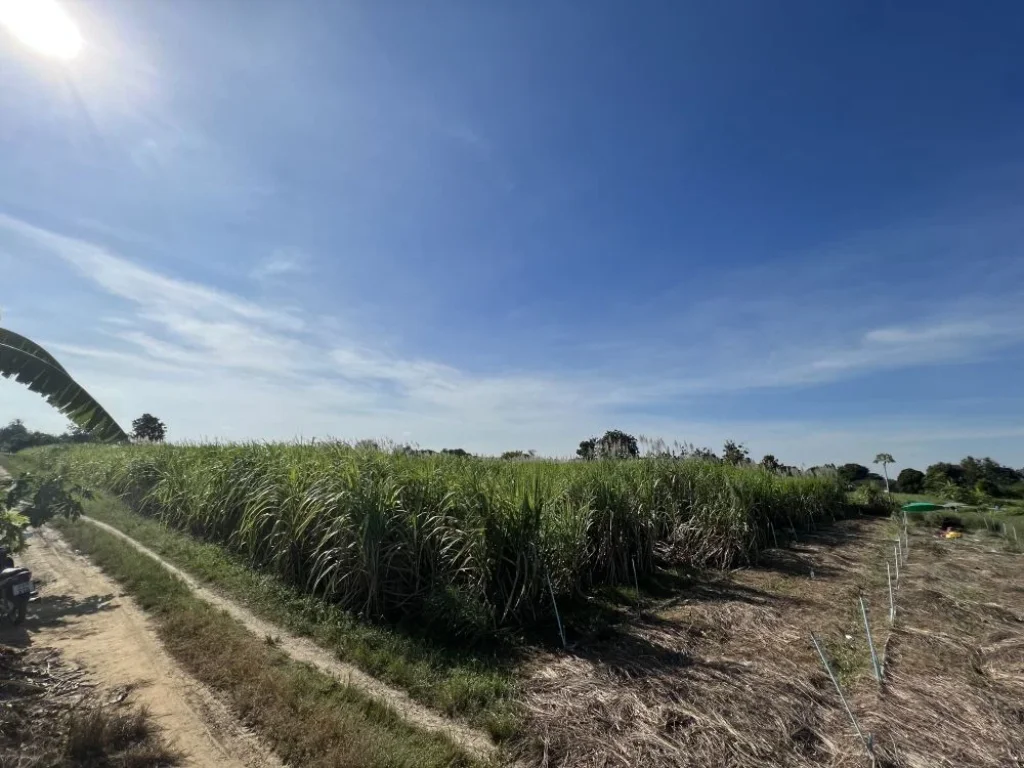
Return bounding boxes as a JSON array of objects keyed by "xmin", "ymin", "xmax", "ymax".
[
  {"xmin": 813, "ymin": 456, "xmax": 1023, "ymax": 500},
  {"xmin": 0, "ymin": 414, "xmax": 167, "ymax": 453}
]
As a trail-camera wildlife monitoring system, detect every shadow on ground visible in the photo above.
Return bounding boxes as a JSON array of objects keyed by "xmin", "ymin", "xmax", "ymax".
[{"xmin": 0, "ymin": 593, "xmax": 117, "ymax": 647}]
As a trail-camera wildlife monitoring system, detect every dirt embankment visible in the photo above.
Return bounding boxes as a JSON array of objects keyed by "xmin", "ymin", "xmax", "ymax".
[{"xmin": 0, "ymin": 524, "xmax": 282, "ymax": 768}]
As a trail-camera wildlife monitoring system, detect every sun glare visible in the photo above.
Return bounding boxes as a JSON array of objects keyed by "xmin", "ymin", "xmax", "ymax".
[{"xmin": 0, "ymin": 0, "xmax": 82, "ymax": 60}]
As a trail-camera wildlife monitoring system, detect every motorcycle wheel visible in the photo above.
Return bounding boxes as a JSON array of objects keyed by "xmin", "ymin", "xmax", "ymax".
[{"xmin": 9, "ymin": 599, "xmax": 26, "ymax": 625}]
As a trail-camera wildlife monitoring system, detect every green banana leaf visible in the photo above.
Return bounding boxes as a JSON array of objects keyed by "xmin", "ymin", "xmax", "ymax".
[
  {"xmin": 0, "ymin": 328, "xmax": 128, "ymax": 442},
  {"xmin": 0, "ymin": 328, "xmax": 69, "ymax": 374}
]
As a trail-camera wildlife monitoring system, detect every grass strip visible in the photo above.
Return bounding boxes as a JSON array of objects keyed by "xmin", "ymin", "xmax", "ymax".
[
  {"xmin": 70, "ymin": 490, "xmax": 521, "ymax": 740},
  {"xmin": 56, "ymin": 517, "xmax": 480, "ymax": 768}
]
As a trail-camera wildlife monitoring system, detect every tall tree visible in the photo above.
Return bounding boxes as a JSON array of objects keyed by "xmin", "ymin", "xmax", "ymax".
[
  {"xmin": 837, "ymin": 463, "xmax": 870, "ymax": 485},
  {"xmin": 924, "ymin": 462, "xmax": 965, "ymax": 491},
  {"xmin": 873, "ymin": 453, "xmax": 895, "ymax": 496},
  {"xmin": 722, "ymin": 440, "xmax": 750, "ymax": 466},
  {"xmin": 577, "ymin": 431, "xmax": 639, "ymax": 459},
  {"xmin": 131, "ymin": 413, "xmax": 167, "ymax": 442},
  {"xmin": 597, "ymin": 430, "xmax": 639, "ymax": 459},
  {"xmin": 691, "ymin": 447, "xmax": 719, "ymax": 462},
  {"xmin": 896, "ymin": 468, "xmax": 925, "ymax": 493},
  {"xmin": 0, "ymin": 327, "xmax": 127, "ymax": 441}
]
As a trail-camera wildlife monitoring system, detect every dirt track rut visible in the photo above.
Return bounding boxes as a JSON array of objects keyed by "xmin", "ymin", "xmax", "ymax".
[{"xmin": 1, "ymin": 525, "xmax": 282, "ymax": 768}]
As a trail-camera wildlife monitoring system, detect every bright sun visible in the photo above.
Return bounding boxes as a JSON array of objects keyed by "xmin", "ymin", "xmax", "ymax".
[{"xmin": 0, "ymin": 0, "xmax": 82, "ymax": 60}]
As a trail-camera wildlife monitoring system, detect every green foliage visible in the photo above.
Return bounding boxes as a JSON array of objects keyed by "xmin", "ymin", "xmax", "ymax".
[
  {"xmin": 0, "ymin": 419, "xmax": 97, "ymax": 453},
  {"xmin": 941, "ymin": 480, "xmax": 973, "ymax": 504},
  {"xmin": 922, "ymin": 457, "xmax": 1024, "ymax": 499},
  {"xmin": 37, "ymin": 443, "xmax": 849, "ymax": 635},
  {"xmin": 596, "ymin": 429, "xmax": 639, "ymax": 458},
  {"xmin": 975, "ymin": 478, "xmax": 1000, "ymax": 497},
  {"xmin": 925, "ymin": 462, "xmax": 966, "ymax": 491},
  {"xmin": 131, "ymin": 413, "xmax": 167, "ymax": 442},
  {"xmin": 576, "ymin": 438, "xmax": 596, "ymax": 460},
  {"xmin": 837, "ymin": 463, "xmax": 870, "ymax": 485},
  {"xmin": 577, "ymin": 430, "xmax": 638, "ymax": 460},
  {"xmin": 959, "ymin": 456, "xmax": 1023, "ymax": 497},
  {"xmin": 896, "ymin": 468, "xmax": 925, "ymax": 493},
  {"xmin": 0, "ymin": 509, "xmax": 29, "ymax": 551},
  {"xmin": 851, "ymin": 482, "xmax": 894, "ymax": 512},
  {"xmin": 0, "ymin": 328, "xmax": 128, "ymax": 441},
  {"xmin": 0, "ymin": 419, "xmax": 58, "ymax": 453},
  {"xmin": 3, "ymin": 471, "xmax": 90, "ymax": 528},
  {"xmin": 722, "ymin": 440, "xmax": 750, "ymax": 466},
  {"xmin": 0, "ymin": 469, "xmax": 88, "ymax": 551},
  {"xmin": 759, "ymin": 454, "xmax": 783, "ymax": 473},
  {"xmin": 690, "ymin": 446, "xmax": 719, "ymax": 461}
]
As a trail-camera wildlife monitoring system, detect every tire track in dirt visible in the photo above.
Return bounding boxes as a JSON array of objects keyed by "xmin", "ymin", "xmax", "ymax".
[
  {"xmin": 5, "ymin": 525, "xmax": 282, "ymax": 768},
  {"xmin": 78, "ymin": 514, "xmax": 499, "ymax": 761}
]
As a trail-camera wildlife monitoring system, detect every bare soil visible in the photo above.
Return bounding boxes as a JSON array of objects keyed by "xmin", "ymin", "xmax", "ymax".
[{"xmin": 0, "ymin": 526, "xmax": 282, "ymax": 768}]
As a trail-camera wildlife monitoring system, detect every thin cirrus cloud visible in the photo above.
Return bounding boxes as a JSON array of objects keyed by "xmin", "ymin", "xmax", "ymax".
[
  {"xmin": 250, "ymin": 248, "xmax": 309, "ymax": 282},
  {"xmin": 1, "ymin": 213, "xmax": 587, "ymax": 427},
  {"xmin": 2, "ymin": 211, "xmax": 1023, "ymax": 464}
]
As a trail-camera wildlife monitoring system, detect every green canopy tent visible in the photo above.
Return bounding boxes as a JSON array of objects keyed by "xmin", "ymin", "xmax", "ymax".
[{"xmin": 901, "ymin": 502, "xmax": 943, "ymax": 513}]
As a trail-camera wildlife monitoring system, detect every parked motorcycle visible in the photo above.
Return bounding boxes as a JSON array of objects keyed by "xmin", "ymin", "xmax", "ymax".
[{"xmin": 0, "ymin": 546, "xmax": 35, "ymax": 625}]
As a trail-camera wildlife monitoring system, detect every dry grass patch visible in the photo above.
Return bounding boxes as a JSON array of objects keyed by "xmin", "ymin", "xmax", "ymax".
[
  {"xmin": 856, "ymin": 532, "xmax": 1024, "ymax": 767},
  {"xmin": 0, "ymin": 644, "xmax": 180, "ymax": 768},
  {"xmin": 515, "ymin": 518, "xmax": 885, "ymax": 767},
  {"xmin": 513, "ymin": 517, "xmax": 1024, "ymax": 767}
]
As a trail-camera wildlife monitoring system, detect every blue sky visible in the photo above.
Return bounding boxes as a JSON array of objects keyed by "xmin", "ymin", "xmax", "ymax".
[{"xmin": 2, "ymin": 0, "xmax": 1024, "ymax": 470}]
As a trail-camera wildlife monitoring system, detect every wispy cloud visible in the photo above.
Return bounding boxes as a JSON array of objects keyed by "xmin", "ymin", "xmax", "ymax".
[
  {"xmin": 250, "ymin": 247, "xmax": 309, "ymax": 282},
  {"xmin": 862, "ymin": 322, "xmax": 1008, "ymax": 346},
  {"xmin": 1, "ymin": 214, "xmax": 587, "ymax": 435},
  {"xmin": 0, "ymin": 214, "xmax": 302, "ymax": 330},
  {"xmin": 590, "ymin": 310, "xmax": 1024, "ymax": 407},
  {"xmin": 778, "ymin": 317, "xmax": 1023, "ymax": 382},
  {"xmin": 3, "ymin": 213, "xmax": 1024, "ymax": 467}
]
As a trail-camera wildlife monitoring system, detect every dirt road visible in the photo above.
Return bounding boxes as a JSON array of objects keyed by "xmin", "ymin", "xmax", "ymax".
[
  {"xmin": 81, "ymin": 514, "xmax": 498, "ymax": 759},
  {"xmin": 0, "ymin": 463, "xmax": 495, "ymax": 760},
  {"xmin": 0, "ymin": 525, "xmax": 282, "ymax": 768}
]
